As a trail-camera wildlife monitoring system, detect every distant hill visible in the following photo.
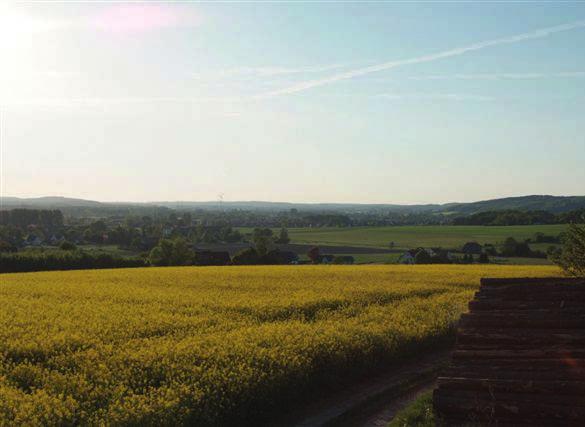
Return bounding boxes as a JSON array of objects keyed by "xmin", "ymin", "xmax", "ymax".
[
  {"xmin": 441, "ymin": 195, "xmax": 585, "ymax": 215},
  {"xmin": 150, "ymin": 200, "xmax": 441, "ymax": 213},
  {"xmin": 1, "ymin": 195, "xmax": 584, "ymax": 215},
  {"xmin": 0, "ymin": 196, "xmax": 104, "ymax": 208}
]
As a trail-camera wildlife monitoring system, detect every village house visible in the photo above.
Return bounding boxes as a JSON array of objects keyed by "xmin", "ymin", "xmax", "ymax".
[
  {"xmin": 25, "ymin": 234, "xmax": 43, "ymax": 247},
  {"xmin": 319, "ymin": 254, "xmax": 335, "ymax": 264},
  {"xmin": 48, "ymin": 235, "xmax": 64, "ymax": 246},
  {"xmin": 398, "ymin": 249, "xmax": 418, "ymax": 264},
  {"xmin": 462, "ymin": 241, "xmax": 483, "ymax": 255},
  {"xmin": 398, "ymin": 247, "xmax": 453, "ymax": 264}
]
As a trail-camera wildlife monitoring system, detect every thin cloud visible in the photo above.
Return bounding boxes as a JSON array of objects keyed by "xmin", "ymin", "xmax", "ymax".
[
  {"xmin": 375, "ymin": 93, "xmax": 494, "ymax": 102},
  {"xmin": 191, "ymin": 64, "xmax": 348, "ymax": 84},
  {"xmin": 407, "ymin": 71, "xmax": 585, "ymax": 81},
  {"xmin": 255, "ymin": 20, "xmax": 585, "ymax": 99},
  {"xmin": 218, "ymin": 64, "xmax": 347, "ymax": 78}
]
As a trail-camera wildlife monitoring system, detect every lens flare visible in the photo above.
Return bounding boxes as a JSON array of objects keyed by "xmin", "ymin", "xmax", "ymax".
[{"xmin": 92, "ymin": 4, "xmax": 195, "ymax": 35}]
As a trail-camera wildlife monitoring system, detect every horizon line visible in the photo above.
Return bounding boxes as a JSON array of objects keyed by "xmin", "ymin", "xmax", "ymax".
[{"xmin": 2, "ymin": 194, "xmax": 584, "ymax": 208}]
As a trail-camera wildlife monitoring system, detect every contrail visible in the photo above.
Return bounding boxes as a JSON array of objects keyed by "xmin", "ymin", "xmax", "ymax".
[{"xmin": 255, "ymin": 20, "xmax": 585, "ymax": 99}]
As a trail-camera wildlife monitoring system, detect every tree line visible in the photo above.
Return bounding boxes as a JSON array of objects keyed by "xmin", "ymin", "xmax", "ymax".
[
  {"xmin": 0, "ymin": 209, "xmax": 63, "ymax": 229},
  {"xmin": 452, "ymin": 209, "xmax": 585, "ymax": 226},
  {"xmin": 0, "ymin": 250, "xmax": 145, "ymax": 273}
]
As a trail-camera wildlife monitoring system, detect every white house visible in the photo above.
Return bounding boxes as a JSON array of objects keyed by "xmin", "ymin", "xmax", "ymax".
[
  {"xmin": 25, "ymin": 235, "xmax": 43, "ymax": 246},
  {"xmin": 398, "ymin": 250, "xmax": 417, "ymax": 264}
]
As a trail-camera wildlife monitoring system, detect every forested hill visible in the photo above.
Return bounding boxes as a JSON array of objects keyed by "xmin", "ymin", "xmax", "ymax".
[
  {"xmin": 441, "ymin": 195, "xmax": 585, "ymax": 215},
  {"xmin": 2, "ymin": 195, "xmax": 584, "ymax": 215}
]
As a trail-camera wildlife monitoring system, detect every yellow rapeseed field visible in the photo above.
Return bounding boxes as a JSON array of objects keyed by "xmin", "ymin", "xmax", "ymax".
[{"xmin": 0, "ymin": 265, "xmax": 559, "ymax": 425}]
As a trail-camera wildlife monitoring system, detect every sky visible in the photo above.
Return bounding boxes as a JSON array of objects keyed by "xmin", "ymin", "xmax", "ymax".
[{"xmin": 1, "ymin": 1, "xmax": 584, "ymax": 204}]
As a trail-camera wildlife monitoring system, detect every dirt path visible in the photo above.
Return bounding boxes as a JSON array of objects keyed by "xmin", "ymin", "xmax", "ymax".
[
  {"xmin": 283, "ymin": 349, "xmax": 450, "ymax": 427},
  {"xmin": 357, "ymin": 382, "xmax": 436, "ymax": 427}
]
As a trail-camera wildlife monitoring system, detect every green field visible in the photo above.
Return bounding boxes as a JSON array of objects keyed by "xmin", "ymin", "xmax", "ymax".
[
  {"xmin": 285, "ymin": 225, "xmax": 567, "ymax": 251},
  {"xmin": 340, "ymin": 252, "xmax": 402, "ymax": 264},
  {"xmin": 240, "ymin": 224, "xmax": 568, "ymax": 265}
]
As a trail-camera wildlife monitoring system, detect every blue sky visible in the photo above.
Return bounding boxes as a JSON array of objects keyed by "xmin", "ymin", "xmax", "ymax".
[{"xmin": 1, "ymin": 1, "xmax": 584, "ymax": 204}]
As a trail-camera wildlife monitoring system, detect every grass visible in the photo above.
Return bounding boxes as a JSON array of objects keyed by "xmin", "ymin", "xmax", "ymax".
[
  {"xmin": 283, "ymin": 224, "xmax": 566, "ymax": 265},
  {"xmin": 23, "ymin": 244, "xmax": 140, "ymax": 258},
  {"xmin": 0, "ymin": 264, "xmax": 559, "ymax": 425},
  {"xmin": 492, "ymin": 256, "xmax": 554, "ymax": 265},
  {"xmin": 77, "ymin": 244, "xmax": 140, "ymax": 257},
  {"xmin": 285, "ymin": 224, "xmax": 568, "ymax": 250},
  {"xmin": 337, "ymin": 252, "xmax": 401, "ymax": 264},
  {"xmin": 388, "ymin": 390, "xmax": 435, "ymax": 427}
]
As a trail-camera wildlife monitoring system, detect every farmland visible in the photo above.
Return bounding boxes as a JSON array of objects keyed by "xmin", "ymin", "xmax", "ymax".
[
  {"xmin": 236, "ymin": 224, "xmax": 568, "ymax": 265},
  {"xmin": 0, "ymin": 264, "xmax": 559, "ymax": 425},
  {"xmin": 284, "ymin": 224, "xmax": 568, "ymax": 250}
]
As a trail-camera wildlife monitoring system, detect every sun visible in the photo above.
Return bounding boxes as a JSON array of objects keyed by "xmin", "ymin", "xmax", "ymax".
[
  {"xmin": 0, "ymin": 5, "xmax": 62, "ymax": 46},
  {"xmin": 0, "ymin": 5, "xmax": 69, "ymax": 103}
]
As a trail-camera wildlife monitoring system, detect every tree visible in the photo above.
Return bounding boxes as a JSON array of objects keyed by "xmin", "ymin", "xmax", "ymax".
[
  {"xmin": 514, "ymin": 242, "xmax": 533, "ymax": 257},
  {"xmin": 414, "ymin": 249, "xmax": 432, "ymax": 264},
  {"xmin": 59, "ymin": 241, "xmax": 77, "ymax": 251},
  {"xmin": 552, "ymin": 223, "xmax": 585, "ymax": 277},
  {"xmin": 461, "ymin": 254, "xmax": 473, "ymax": 264},
  {"xmin": 149, "ymin": 238, "xmax": 193, "ymax": 266},
  {"xmin": 275, "ymin": 228, "xmax": 290, "ymax": 244},
  {"xmin": 252, "ymin": 228, "xmax": 274, "ymax": 256},
  {"xmin": 232, "ymin": 248, "xmax": 260, "ymax": 265},
  {"xmin": 130, "ymin": 237, "xmax": 143, "ymax": 251},
  {"xmin": 90, "ymin": 220, "xmax": 107, "ymax": 234},
  {"xmin": 0, "ymin": 240, "xmax": 17, "ymax": 253},
  {"xmin": 254, "ymin": 236, "xmax": 270, "ymax": 256},
  {"xmin": 501, "ymin": 237, "xmax": 519, "ymax": 257},
  {"xmin": 478, "ymin": 253, "xmax": 489, "ymax": 263},
  {"xmin": 220, "ymin": 227, "xmax": 242, "ymax": 243},
  {"xmin": 307, "ymin": 247, "xmax": 320, "ymax": 264},
  {"xmin": 0, "ymin": 225, "xmax": 23, "ymax": 247},
  {"xmin": 252, "ymin": 228, "xmax": 273, "ymax": 241},
  {"xmin": 149, "ymin": 245, "xmax": 169, "ymax": 266},
  {"xmin": 547, "ymin": 245, "xmax": 561, "ymax": 257},
  {"xmin": 181, "ymin": 212, "xmax": 192, "ymax": 226},
  {"xmin": 500, "ymin": 237, "xmax": 543, "ymax": 258},
  {"xmin": 333, "ymin": 255, "xmax": 354, "ymax": 265},
  {"xmin": 484, "ymin": 244, "xmax": 498, "ymax": 256},
  {"xmin": 169, "ymin": 238, "xmax": 192, "ymax": 265}
]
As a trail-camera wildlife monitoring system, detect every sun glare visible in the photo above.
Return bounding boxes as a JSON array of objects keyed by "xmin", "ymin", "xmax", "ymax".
[
  {"xmin": 0, "ymin": 6, "xmax": 62, "ymax": 42},
  {"xmin": 91, "ymin": 4, "xmax": 188, "ymax": 34}
]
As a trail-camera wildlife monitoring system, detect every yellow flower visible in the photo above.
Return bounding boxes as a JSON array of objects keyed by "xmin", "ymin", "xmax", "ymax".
[{"xmin": 0, "ymin": 265, "xmax": 558, "ymax": 425}]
